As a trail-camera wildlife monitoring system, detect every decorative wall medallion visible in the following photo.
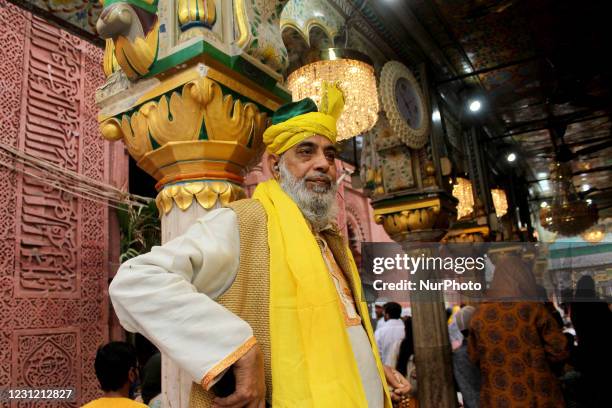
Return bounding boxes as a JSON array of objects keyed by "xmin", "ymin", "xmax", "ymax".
[
  {"xmin": 23, "ymin": 339, "xmax": 72, "ymax": 386},
  {"xmin": 15, "ymin": 329, "xmax": 80, "ymax": 392},
  {"xmin": 379, "ymin": 61, "xmax": 430, "ymax": 149}
]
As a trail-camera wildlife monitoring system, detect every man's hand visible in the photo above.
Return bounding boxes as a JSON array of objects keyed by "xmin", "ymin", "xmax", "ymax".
[
  {"xmin": 213, "ymin": 343, "xmax": 266, "ymax": 408},
  {"xmin": 383, "ymin": 365, "xmax": 412, "ymax": 404}
]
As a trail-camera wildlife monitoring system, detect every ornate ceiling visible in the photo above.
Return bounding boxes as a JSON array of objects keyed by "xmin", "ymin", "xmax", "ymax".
[
  {"xmin": 12, "ymin": 0, "xmax": 610, "ymax": 216},
  {"xmin": 365, "ymin": 0, "xmax": 611, "ymax": 217}
]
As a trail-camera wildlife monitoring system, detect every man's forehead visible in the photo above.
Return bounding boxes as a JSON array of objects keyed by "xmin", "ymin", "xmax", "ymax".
[{"xmin": 294, "ymin": 135, "xmax": 337, "ymax": 150}]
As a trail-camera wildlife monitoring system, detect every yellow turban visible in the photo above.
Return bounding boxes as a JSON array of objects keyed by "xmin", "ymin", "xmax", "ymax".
[{"xmin": 263, "ymin": 82, "xmax": 345, "ymax": 155}]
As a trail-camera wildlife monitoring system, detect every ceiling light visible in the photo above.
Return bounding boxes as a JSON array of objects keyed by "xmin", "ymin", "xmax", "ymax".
[
  {"xmin": 539, "ymin": 162, "xmax": 598, "ymax": 236},
  {"xmin": 432, "ymin": 109, "xmax": 441, "ymax": 122},
  {"xmin": 506, "ymin": 153, "xmax": 517, "ymax": 162},
  {"xmin": 582, "ymin": 184, "xmax": 590, "ymax": 192},
  {"xmin": 582, "ymin": 226, "xmax": 604, "ymax": 243},
  {"xmin": 491, "ymin": 189, "xmax": 508, "ymax": 218},
  {"xmin": 287, "ymin": 48, "xmax": 378, "ymax": 141},
  {"xmin": 538, "ymin": 180, "xmax": 551, "ymax": 191},
  {"xmin": 586, "ymin": 198, "xmax": 593, "ymax": 205},
  {"xmin": 452, "ymin": 177, "xmax": 475, "ymax": 220},
  {"xmin": 540, "ymin": 201, "xmax": 548, "ymax": 208},
  {"xmin": 468, "ymin": 99, "xmax": 481, "ymax": 112}
]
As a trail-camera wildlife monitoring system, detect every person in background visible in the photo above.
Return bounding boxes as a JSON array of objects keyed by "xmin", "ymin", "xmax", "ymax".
[
  {"xmin": 468, "ymin": 254, "xmax": 568, "ymax": 408},
  {"xmin": 536, "ymin": 284, "xmax": 563, "ymax": 328},
  {"xmin": 452, "ymin": 306, "xmax": 480, "ymax": 408},
  {"xmin": 374, "ymin": 302, "xmax": 387, "ymax": 330},
  {"xmin": 445, "ymin": 307, "xmax": 453, "ymax": 323},
  {"xmin": 400, "ymin": 306, "xmax": 411, "ymax": 321},
  {"xmin": 82, "ymin": 342, "xmax": 147, "ymax": 408},
  {"xmin": 140, "ymin": 353, "xmax": 161, "ymax": 407},
  {"xmin": 388, "ymin": 317, "xmax": 418, "ymax": 407},
  {"xmin": 558, "ymin": 287, "xmax": 574, "ymax": 323},
  {"xmin": 375, "ymin": 302, "xmax": 405, "ymax": 365},
  {"xmin": 570, "ymin": 275, "xmax": 612, "ymax": 407}
]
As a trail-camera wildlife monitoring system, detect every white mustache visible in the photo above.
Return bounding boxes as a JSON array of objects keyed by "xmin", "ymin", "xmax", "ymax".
[{"xmin": 305, "ymin": 174, "xmax": 333, "ymax": 185}]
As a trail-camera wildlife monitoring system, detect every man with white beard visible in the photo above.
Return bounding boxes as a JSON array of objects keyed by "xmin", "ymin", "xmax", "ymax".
[{"xmin": 109, "ymin": 83, "xmax": 411, "ymax": 408}]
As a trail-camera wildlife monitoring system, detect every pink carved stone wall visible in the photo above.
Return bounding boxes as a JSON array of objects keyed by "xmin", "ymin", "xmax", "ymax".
[{"xmin": 0, "ymin": 1, "xmax": 114, "ymax": 406}]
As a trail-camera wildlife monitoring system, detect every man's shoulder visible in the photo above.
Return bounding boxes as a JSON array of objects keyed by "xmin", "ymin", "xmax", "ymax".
[
  {"xmin": 81, "ymin": 397, "xmax": 104, "ymax": 408},
  {"xmin": 192, "ymin": 199, "xmax": 263, "ymax": 227},
  {"xmin": 225, "ymin": 198, "xmax": 263, "ymax": 212},
  {"xmin": 224, "ymin": 198, "xmax": 267, "ymax": 225},
  {"xmin": 387, "ymin": 318, "xmax": 405, "ymax": 327}
]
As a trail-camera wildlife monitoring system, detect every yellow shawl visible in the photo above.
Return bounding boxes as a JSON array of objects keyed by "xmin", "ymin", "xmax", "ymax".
[{"xmin": 253, "ymin": 179, "xmax": 391, "ymax": 407}]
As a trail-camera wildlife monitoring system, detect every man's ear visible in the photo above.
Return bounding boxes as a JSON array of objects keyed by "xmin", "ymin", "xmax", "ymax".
[
  {"xmin": 128, "ymin": 367, "xmax": 137, "ymax": 383},
  {"xmin": 267, "ymin": 153, "xmax": 280, "ymax": 179}
]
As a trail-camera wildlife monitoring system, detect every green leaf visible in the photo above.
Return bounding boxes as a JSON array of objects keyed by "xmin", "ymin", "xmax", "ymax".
[{"xmin": 117, "ymin": 200, "xmax": 160, "ymax": 263}]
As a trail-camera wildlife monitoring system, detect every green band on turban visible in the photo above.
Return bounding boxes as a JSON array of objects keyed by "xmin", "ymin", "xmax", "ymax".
[{"xmin": 271, "ymin": 98, "xmax": 318, "ymax": 125}]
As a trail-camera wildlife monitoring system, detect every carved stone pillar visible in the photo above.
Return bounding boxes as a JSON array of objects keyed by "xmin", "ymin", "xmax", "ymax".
[
  {"xmin": 363, "ymin": 60, "xmax": 458, "ymax": 408},
  {"xmin": 99, "ymin": 71, "xmax": 272, "ymax": 406},
  {"xmin": 373, "ymin": 194, "xmax": 457, "ymax": 408},
  {"xmin": 95, "ymin": 1, "xmax": 291, "ymax": 406}
]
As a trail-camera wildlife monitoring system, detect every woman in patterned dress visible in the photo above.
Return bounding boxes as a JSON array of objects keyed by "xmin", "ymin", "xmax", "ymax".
[{"xmin": 468, "ymin": 254, "xmax": 569, "ymax": 408}]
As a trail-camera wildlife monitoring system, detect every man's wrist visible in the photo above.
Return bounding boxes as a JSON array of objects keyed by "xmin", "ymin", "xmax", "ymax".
[{"xmin": 201, "ymin": 336, "xmax": 257, "ymax": 390}]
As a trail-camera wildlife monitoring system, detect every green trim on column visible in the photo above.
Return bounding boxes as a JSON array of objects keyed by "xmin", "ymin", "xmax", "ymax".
[
  {"xmin": 146, "ymin": 40, "xmax": 291, "ymax": 103},
  {"xmin": 104, "ymin": 0, "xmax": 158, "ymax": 14}
]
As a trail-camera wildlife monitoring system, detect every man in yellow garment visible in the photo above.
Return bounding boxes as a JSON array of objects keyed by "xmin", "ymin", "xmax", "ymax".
[{"xmin": 109, "ymin": 83, "xmax": 412, "ymax": 407}]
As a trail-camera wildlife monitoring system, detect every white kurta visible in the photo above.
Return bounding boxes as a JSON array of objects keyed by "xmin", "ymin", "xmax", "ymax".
[
  {"xmin": 375, "ymin": 318, "xmax": 406, "ymax": 366},
  {"xmin": 109, "ymin": 207, "xmax": 384, "ymax": 407}
]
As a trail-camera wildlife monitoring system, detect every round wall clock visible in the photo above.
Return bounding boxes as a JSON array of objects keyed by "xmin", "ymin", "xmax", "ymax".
[{"xmin": 379, "ymin": 61, "xmax": 430, "ymax": 149}]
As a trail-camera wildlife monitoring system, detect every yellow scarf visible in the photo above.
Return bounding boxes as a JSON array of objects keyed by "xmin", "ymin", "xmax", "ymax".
[{"xmin": 253, "ymin": 179, "xmax": 391, "ymax": 407}]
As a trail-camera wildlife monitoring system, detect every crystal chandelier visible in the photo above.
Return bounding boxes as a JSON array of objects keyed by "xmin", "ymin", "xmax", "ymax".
[
  {"xmin": 539, "ymin": 162, "xmax": 598, "ymax": 236},
  {"xmin": 286, "ymin": 48, "xmax": 379, "ymax": 141},
  {"xmin": 581, "ymin": 225, "xmax": 605, "ymax": 243},
  {"xmin": 491, "ymin": 188, "xmax": 508, "ymax": 218},
  {"xmin": 452, "ymin": 177, "xmax": 474, "ymax": 219}
]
